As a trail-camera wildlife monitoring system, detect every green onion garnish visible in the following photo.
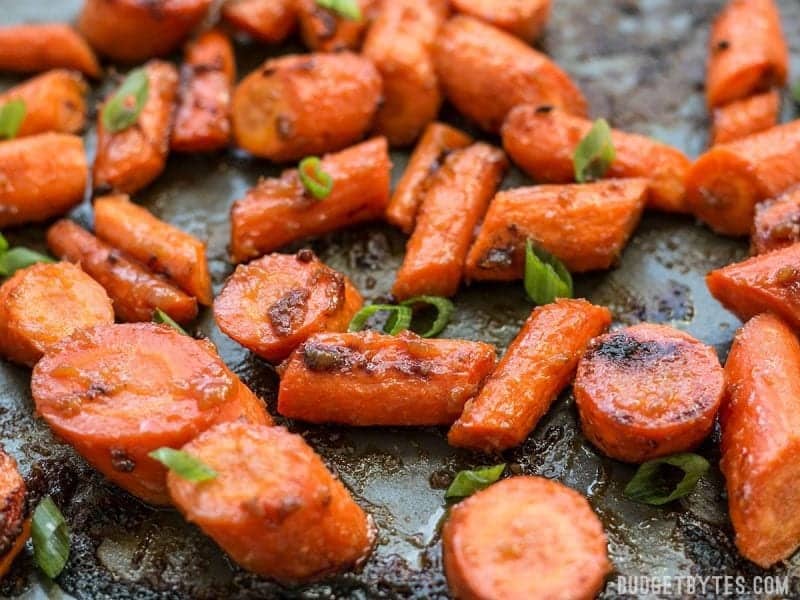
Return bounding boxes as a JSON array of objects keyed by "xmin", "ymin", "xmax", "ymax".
[
  {"xmin": 624, "ymin": 453, "xmax": 710, "ymax": 506},
  {"xmin": 148, "ymin": 448, "xmax": 217, "ymax": 482},
  {"xmin": 298, "ymin": 156, "xmax": 334, "ymax": 200},
  {"xmin": 573, "ymin": 118, "xmax": 616, "ymax": 183},
  {"xmin": 316, "ymin": 0, "xmax": 362, "ymax": 20},
  {"xmin": 523, "ymin": 239, "xmax": 572, "ymax": 306},
  {"xmin": 348, "ymin": 304, "xmax": 412, "ymax": 336},
  {"xmin": 792, "ymin": 81, "xmax": 800, "ymax": 106},
  {"xmin": 400, "ymin": 296, "xmax": 454, "ymax": 338},
  {"xmin": 153, "ymin": 308, "xmax": 188, "ymax": 336},
  {"xmin": 32, "ymin": 497, "xmax": 70, "ymax": 579},
  {"xmin": 101, "ymin": 68, "xmax": 149, "ymax": 133},
  {"xmin": 0, "ymin": 99, "xmax": 26, "ymax": 140},
  {"xmin": 0, "ymin": 233, "xmax": 55, "ymax": 277},
  {"xmin": 445, "ymin": 464, "xmax": 506, "ymax": 499}
]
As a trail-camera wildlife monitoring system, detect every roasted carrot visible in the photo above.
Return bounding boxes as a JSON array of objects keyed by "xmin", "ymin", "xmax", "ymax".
[
  {"xmin": 720, "ymin": 313, "xmax": 800, "ymax": 567},
  {"xmin": 0, "ymin": 23, "xmax": 100, "ymax": 78},
  {"xmin": 710, "ymin": 89, "xmax": 780, "ymax": 146},
  {"xmin": 277, "ymin": 330, "xmax": 497, "ymax": 426},
  {"xmin": 167, "ymin": 422, "xmax": 374, "ymax": 582},
  {"xmin": 465, "ymin": 179, "xmax": 648, "ymax": 280},
  {"xmin": 449, "ymin": 0, "xmax": 550, "ymax": 42},
  {"xmin": 78, "ymin": 0, "xmax": 213, "ymax": 63},
  {"xmin": 171, "ymin": 29, "xmax": 236, "ymax": 153},
  {"xmin": 231, "ymin": 52, "xmax": 382, "ymax": 161},
  {"xmin": 434, "ymin": 16, "xmax": 586, "ymax": 133},
  {"xmin": 94, "ymin": 61, "xmax": 179, "ymax": 195},
  {"xmin": 0, "ymin": 262, "xmax": 114, "ymax": 367},
  {"xmin": 0, "ymin": 133, "xmax": 87, "ymax": 229},
  {"xmin": 294, "ymin": 0, "xmax": 379, "ymax": 52},
  {"xmin": 230, "ymin": 137, "xmax": 391, "ymax": 262},
  {"xmin": 47, "ymin": 220, "xmax": 199, "ymax": 325},
  {"xmin": 751, "ymin": 188, "xmax": 800, "ymax": 255},
  {"xmin": 706, "ymin": 0, "xmax": 788, "ymax": 108},
  {"xmin": 686, "ymin": 120, "xmax": 800, "ymax": 236},
  {"xmin": 215, "ymin": 251, "xmax": 362, "ymax": 362},
  {"xmin": 362, "ymin": 0, "xmax": 448, "ymax": 147},
  {"xmin": 392, "ymin": 143, "xmax": 507, "ymax": 299},
  {"xmin": 222, "ymin": 0, "xmax": 296, "ymax": 43},
  {"xmin": 574, "ymin": 323, "xmax": 724, "ymax": 463},
  {"xmin": 93, "ymin": 195, "xmax": 213, "ymax": 306},
  {"xmin": 32, "ymin": 323, "xmax": 270, "ymax": 505},
  {"xmin": 502, "ymin": 105, "xmax": 692, "ymax": 213},
  {"xmin": 442, "ymin": 476, "xmax": 611, "ymax": 600},
  {"xmin": 0, "ymin": 447, "xmax": 28, "ymax": 578},
  {"xmin": 385, "ymin": 123, "xmax": 472, "ymax": 234}
]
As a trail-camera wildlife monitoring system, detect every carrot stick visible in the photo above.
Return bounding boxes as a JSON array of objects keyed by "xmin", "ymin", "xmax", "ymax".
[
  {"xmin": 710, "ymin": 89, "xmax": 780, "ymax": 146},
  {"xmin": 449, "ymin": 0, "xmax": 551, "ymax": 42},
  {"xmin": 0, "ymin": 448, "xmax": 28, "ymax": 578},
  {"xmin": 222, "ymin": 0, "xmax": 296, "ymax": 43},
  {"xmin": 751, "ymin": 188, "xmax": 800, "ymax": 254},
  {"xmin": 0, "ymin": 23, "xmax": 100, "ymax": 78},
  {"xmin": 294, "ymin": 0, "xmax": 379, "ymax": 52}
]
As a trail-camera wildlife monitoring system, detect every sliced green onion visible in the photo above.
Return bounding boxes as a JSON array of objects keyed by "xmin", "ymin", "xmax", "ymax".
[
  {"xmin": 153, "ymin": 308, "xmax": 188, "ymax": 336},
  {"xmin": 298, "ymin": 156, "xmax": 334, "ymax": 200},
  {"xmin": 316, "ymin": 0, "xmax": 362, "ymax": 20},
  {"xmin": 573, "ymin": 118, "xmax": 616, "ymax": 183},
  {"xmin": 348, "ymin": 304, "xmax": 412, "ymax": 335},
  {"xmin": 401, "ymin": 296, "xmax": 454, "ymax": 338},
  {"xmin": 0, "ymin": 247, "xmax": 55, "ymax": 277},
  {"xmin": 445, "ymin": 464, "xmax": 506, "ymax": 499},
  {"xmin": 524, "ymin": 240, "xmax": 572, "ymax": 305},
  {"xmin": 792, "ymin": 80, "xmax": 800, "ymax": 105},
  {"xmin": 32, "ymin": 497, "xmax": 70, "ymax": 579},
  {"xmin": 0, "ymin": 99, "xmax": 26, "ymax": 140},
  {"xmin": 624, "ymin": 453, "xmax": 709, "ymax": 506},
  {"xmin": 101, "ymin": 68, "xmax": 149, "ymax": 133},
  {"xmin": 0, "ymin": 232, "xmax": 8, "ymax": 253},
  {"xmin": 148, "ymin": 448, "xmax": 217, "ymax": 482}
]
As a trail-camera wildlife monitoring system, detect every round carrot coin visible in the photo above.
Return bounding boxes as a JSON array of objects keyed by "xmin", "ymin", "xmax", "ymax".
[{"xmin": 0, "ymin": 447, "xmax": 29, "ymax": 578}]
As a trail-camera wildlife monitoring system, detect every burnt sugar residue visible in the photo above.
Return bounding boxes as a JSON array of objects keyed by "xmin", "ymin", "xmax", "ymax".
[
  {"xmin": 592, "ymin": 332, "xmax": 679, "ymax": 366},
  {"xmin": 302, "ymin": 342, "xmax": 361, "ymax": 373},
  {"xmin": 267, "ymin": 288, "xmax": 310, "ymax": 337}
]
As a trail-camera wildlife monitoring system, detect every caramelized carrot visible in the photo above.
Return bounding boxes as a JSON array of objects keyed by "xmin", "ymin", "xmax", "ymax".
[
  {"xmin": 0, "ymin": 262, "xmax": 114, "ymax": 367},
  {"xmin": 685, "ymin": 120, "xmax": 800, "ymax": 236},
  {"xmin": 392, "ymin": 143, "xmax": 508, "ymax": 299},
  {"xmin": 94, "ymin": 61, "xmax": 179, "ymax": 194},
  {"xmin": 215, "ymin": 251, "xmax": 362, "ymax": 362},
  {"xmin": 167, "ymin": 422, "xmax": 374, "ymax": 582},
  {"xmin": 720, "ymin": 313, "xmax": 800, "ymax": 567},
  {"xmin": 502, "ymin": 105, "xmax": 692, "ymax": 213},
  {"xmin": 465, "ymin": 179, "xmax": 648, "ymax": 280},
  {"xmin": 230, "ymin": 137, "xmax": 391, "ymax": 263},
  {"xmin": 47, "ymin": 220, "xmax": 199, "ymax": 325},
  {"xmin": 574, "ymin": 323, "xmax": 724, "ymax": 463},
  {"xmin": 0, "ymin": 133, "xmax": 87, "ymax": 229},
  {"xmin": 434, "ymin": 16, "xmax": 586, "ymax": 133},
  {"xmin": 706, "ymin": 0, "xmax": 788, "ymax": 108},
  {"xmin": 386, "ymin": 122, "xmax": 472, "ymax": 234},
  {"xmin": 171, "ymin": 29, "xmax": 236, "ymax": 153},
  {"xmin": 0, "ymin": 447, "xmax": 28, "ymax": 578},
  {"xmin": 277, "ymin": 330, "xmax": 497, "ymax": 426},
  {"xmin": 752, "ymin": 188, "xmax": 800, "ymax": 254},
  {"xmin": 294, "ymin": 0, "xmax": 379, "ymax": 52},
  {"xmin": 442, "ymin": 476, "xmax": 611, "ymax": 600},
  {"xmin": 710, "ymin": 89, "xmax": 780, "ymax": 146},
  {"xmin": 222, "ymin": 0, "xmax": 296, "ymax": 43},
  {"xmin": 449, "ymin": 0, "xmax": 550, "ymax": 42},
  {"xmin": 449, "ymin": 300, "xmax": 611, "ymax": 452},
  {"xmin": 0, "ymin": 23, "xmax": 100, "ymax": 78}
]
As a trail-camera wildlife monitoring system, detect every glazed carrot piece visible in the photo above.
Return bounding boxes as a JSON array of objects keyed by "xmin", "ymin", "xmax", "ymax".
[
  {"xmin": 230, "ymin": 137, "xmax": 391, "ymax": 263},
  {"xmin": 222, "ymin": 0, "xmax": 296, "ymax": 43},
  {"xmin": 47, "ymin": 220, "xmax": 198, "ymax": 325},
  {"xmin": 32, "ymin": 323, "xmax": 270, "ymax": 505},
  {"xmin": 171, "ymin": 29, "xmax": 236, "ymax": 153},
  {"xmin": 167, "ymin": 422, "xmax": 374, "ymax": 582},
  {"xmin": 294, "ymin": 0, "xmax": 379, "ymax": 52},
  {"xmin": 0, "ymin": 447, "xmax": 28, "ymax": 578},
  {"xmin": 392, "ymin": 143, "xmax": 507, "ymax": 299},
  {"xmin": 710, "ymin": 89, "xmax": 780, "ymax": 146},
  {"xmin": 78, "ymin": 0, "xmax": 213, "ymax": 63},
  {"xmin": 0, "ymin": 262, "xmax": 114, "ymax": 367},
  {"xmin": 449, "ymin": 0, "xmax": 551, "ymax": 42},
  {"xmin": 277, "ymin": 330, "xmax": 497, "ymax": 426},
  {"xmin": 362, "ymin": 0, "xmax": 448, "ymax": 147},
  {"xmin": 434, "ymin": 16, "xmax": 586, "ymax": 133},
  {"xmin": 685, "ymin": 120, "xmax": 800, "ymax": 236},
  {"xmin": 232, "ymin": 52, "xmax": 382, "ymax": 162},
  {"xmin": 706, "ymin": 0, "xmax": 788, "ymax": 108},
  {"xmin": 720, "ymin": 313, "xmax": 800, "ymax": 567},
  {"xmin": 574, "ymin": 323, "xmax": 724, "ymax": 463},
  {"xmin": 502, "ymin": 105, "xmax": 692, "ymax": 213},
  {"xmin": 94, "ymin": 61, "xmax": 179, "ymax": 194},
  {"xmin": 442, "ymin": 476, "xmax": 611, "ymax": 600},
  {"xmin": 449, "ymin": 300, "xmax": 611, "ymax": 452},
  {"xmin": 93, "ymin": 195, "xmax": 213, "ymax": 306},
  {"xmin": 386, "ymin": 123, "xmax": 472, "ymax": 234},
  {"xmin": 0, "ymin": 23, "xmax": 100, "ymax": 78},
  {"xmin": 751, "ymin": 188, "xmax": 800, "ymax": 254},
  {"xmin": 214, "ymin": 251, "xmax": 362, "ymax": 362},
  {"xmin": 465, "ymin": 179, "xmax": 648, "ymax": 280},
  {"xmin": 0, "ymin": 133, "xmax": 87, "ymax": 229}
]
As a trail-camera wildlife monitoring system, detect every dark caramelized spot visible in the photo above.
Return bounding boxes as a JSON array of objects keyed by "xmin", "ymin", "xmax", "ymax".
[
  {"xmin": 302, "ymin": 342, "xmax": 357, "ymax": 372},
  {"xmin": 268, "ymin": 288, "xmax": 311, "ymax": 337},
  {"xmin": 296, "ymin": 248, "xmax": 315, "ymax": 263},
  {"xmin": 535, "ymin": 105, "xmax": 554, "ymax": 114},
  {"xmin": 715, "ymin": 39, "xmax": 730, "ymax": 52},
  {"xmin": 592, "ymin": 333, "xmax": 677, "ymax": 366},
  {"xmin": 110, "ymin": 448, "xmax": 136, "ymax": 473},
  {"xmin": 313, "ymin": 8, "xmax": 339, "ymax": 40},
  {"xmin": 428, "ymin": 149, "xmax": 453, "ymax": 177}
]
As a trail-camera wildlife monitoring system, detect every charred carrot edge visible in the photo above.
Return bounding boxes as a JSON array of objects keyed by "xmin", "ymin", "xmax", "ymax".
[
  {"xmin": 751, "ymin": 188, "xmax": 800, "ymax": 255},
  {"xmin": 0, "ymin": 23, "xmax": 100, "ymax": 78},
  {"xmin": 710, "ymin": 89, "xmax": 780, "ymax": 146},
  {"xmin": 222, "ymin": 0, "xmax": 297, "ymax": 43},
  {"xmin": 449, "ymin": 0, "xmax": 551, "ymax": 42},
  {"xmin": 294, "ymin": 0, "xmax": 378, "ymax": 52},
  {"xmin": 0, "ymin": 448, "xmax": 28, "ymax": 578}
]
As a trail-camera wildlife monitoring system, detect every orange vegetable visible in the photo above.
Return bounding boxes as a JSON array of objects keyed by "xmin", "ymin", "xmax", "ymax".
[
  {"xmin": 449, "ymin": 0, "xmax": 550, "ymax": 42},
  {"xmin": 710, "ymin": 89, "xmax": 780, "ymax": 146},
  {"xmin": 0, "ymin": 447, "xmax": 28, "ymax": 578},
  {"xmin": 574, "ymin": 323, "xmax": 724, "ymax": 463},
  {"xmin": 277, "ymin": 330, "xmax": 497, "ymax": 426},
  {"xmin": 0, "ymin": 23, "xmax": 100, "ymax": 78},
  {"xmin": 0, "ymin": 70, "xmax": 87, "ymax": 137},
  {"xmin": 230, "ymin": 137, "xmax": 391, "ymax": 263},
  {"xmin": 392, "ymin": 143, "xmax": 508, "ymax": 299},
  {"xmin": 751, "ymin": 188, "xmax": 800, "ymax": 254},
  {"xmin": 222, "ymin": 0, "xmax": 296, "ymax": 43},
  {"xmin": 449, "ymin": 299, "xmax": 611, "ymax": 452},
  {"xmin": 294, "ymin": 0, "xmax": 379, "ymax": 52}
]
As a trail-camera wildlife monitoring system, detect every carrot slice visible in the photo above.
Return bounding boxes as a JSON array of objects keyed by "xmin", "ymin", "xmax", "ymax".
[
  {"xmin": 442, "ymin": 476, "xmax": 611, "ymax": 600},
  {"xmin": 0, "ymin": 447, "xmax": 28, "ymax": 578},
  {"xmin": 465, "ymin": 179, "xmax": 647, "ymax": 280},
  {"xmin": 449, "ymin": 0, "xmax": 551, "ymax": 42},
  {"xmin": 710, "ymin": 89, "xmax": 780, "ymax": 146},
  {"xmin": 214, "ymin": 251, "xmax": 363, "ymax": 362},
  {"xmin": 230, "ymin": 137, "xmax": 391, "ymax": 263},
  {"xmin": 0, "ymin": 23, "xmax": 100, "ymax": 78},
  {"xmin": 167, "ymin": 422, "xmax": 374, "ymax": 582},
  {"xmin": 751, "ymin": 188, "xmax": 800, "ymax": 254},
  {"xmin": 294, "ymin": 0, "xmax": 379, "ymax": 52},
  {"xmin": 721, "ymin": 313, "xmax": 800, "ymax": 567},
  {"xmin": 706, "ymin": 0, "xmax": 788, "ymax": 108},
  {"xmin": 277, "ymin": 330, "xmax": 497, "ymax": 426},
  {"xmin": 47, "ymin": 220, "xmax": 198, "ymax": 325},
  {"xmin": 574, "ymin": 323, "xmax": 724, "ymax": 463},
  {"xmin": 222, "ymin": 0, "xmax": 296, "ymax": 43},
  {"xmin": 93, "ymin": 195, "xmax": 213, "ymax": 306},
  {"xmin": 502, "ymin": 105, "xmax": 692, "ymax": 213},
  {"xmin": 392, "ymin": 143, "xmax": 508, "ymax": 299}
]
